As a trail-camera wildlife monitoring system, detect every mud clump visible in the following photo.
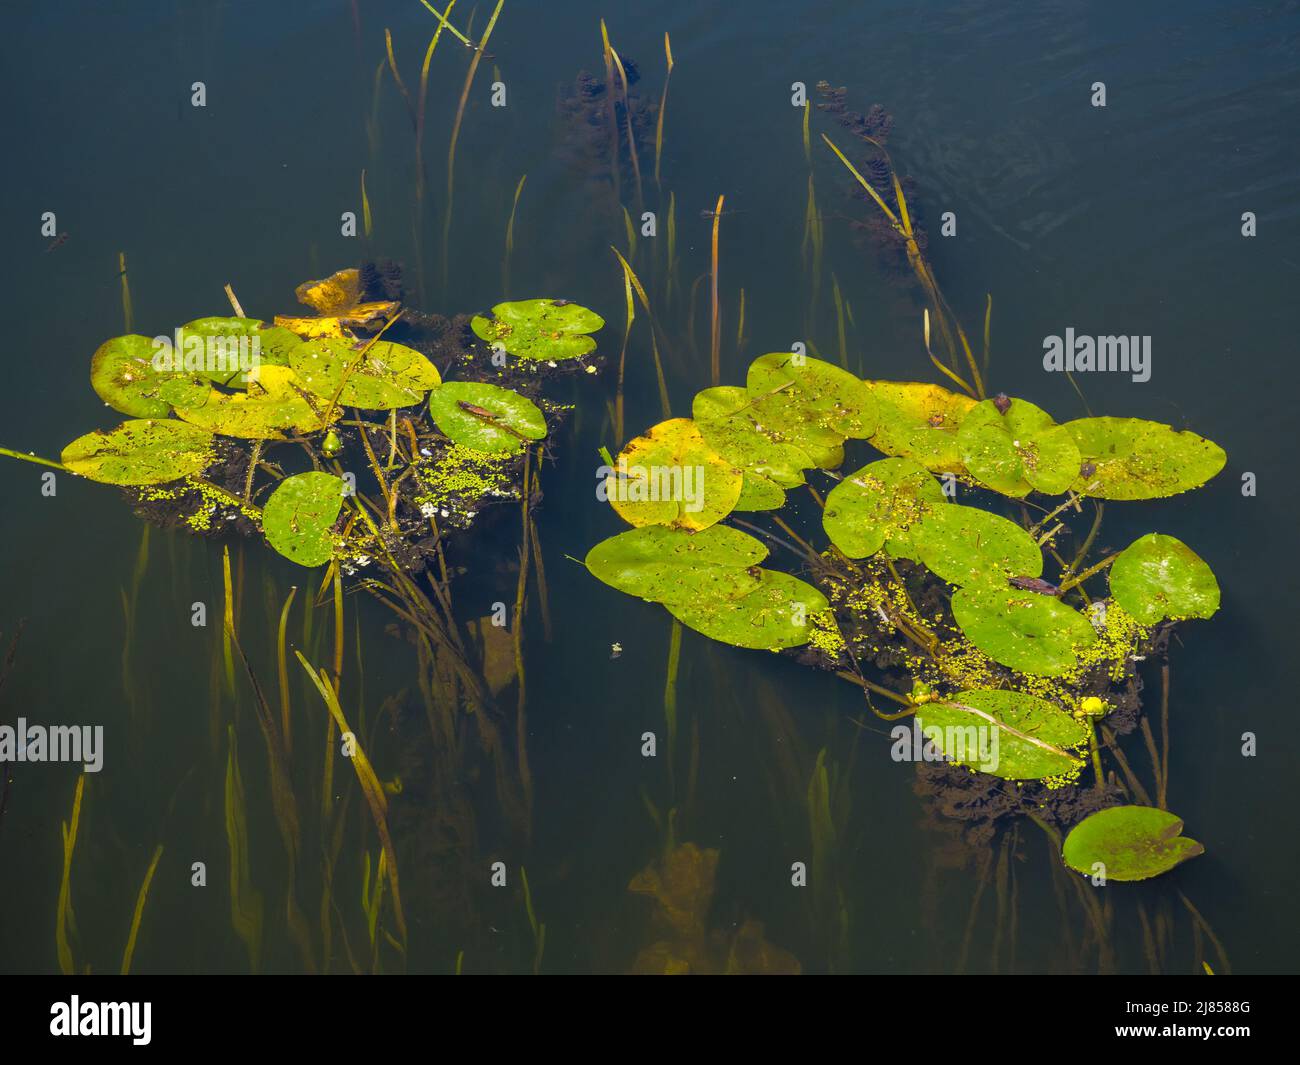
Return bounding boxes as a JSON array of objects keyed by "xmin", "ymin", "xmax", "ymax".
[
  {"xmin": 815, "ymin": 82, "xmax": 929, "ymax": 278},
  {"xmin": 556, "ymin": 65, "xmax": 657, "ymax": 197}
]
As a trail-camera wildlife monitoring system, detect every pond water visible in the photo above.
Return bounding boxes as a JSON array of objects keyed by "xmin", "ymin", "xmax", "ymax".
[{"xmin": 1, "ymin": 0, "xmax": 1298, "ymax": 974}]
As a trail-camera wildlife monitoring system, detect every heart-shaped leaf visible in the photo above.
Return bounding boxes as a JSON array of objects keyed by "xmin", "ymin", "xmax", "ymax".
[
  {"xmin": 916, "ymin": 689, "xmax": 1088, "ymax": 780},
  {"xmin": 177, "ymin": 317, "xmax": 303, "ymax": 384},
  {"xmin": 693, "ymin": 386, "xmax": 823, "ymax": 488},
  {"xmin": 90, "ymin": 335, "xmax": 209, "ymax": 417},
  {"xmin": 174, "ymin": 365, "xmax": 333, "ymax": 439},
  {"xmin": 911, "ymin": 504, "xmax": 1043, "ymax": 588},
  {"xmin": 427, "ymin": 381, "xmax": 547, "ymax": 454},
  {"xmin": 292, "ymin": 338, "xmax": 441, "ymax": 410},
  {"xmin": 1064, "ymin": 417, "xmax": 1226, "ymax": 499},
  {"xmin": 470, "ymin": 299, "xmax": 604, "ymax": 361},
  {"xmin": 667, "ymin": 569, "xmax": 829, "ymax": 650},
  {"xmin": 263, "ymin": 471, "xmax": 345, "ymax": 567},
  {"xmin": 733, "ymin": 471, "xmax": 787, "ymax": 511},
  {"xmin": 585, "ymin": 525, "xmax": 768, "ymax": 604},
  {"xmin": 863, "ymin": 380, "xmax": 977, "ymax": 473},
  {"xmin": 1062, "ymin": 805, "xmax": 1204, "ymax": 881},
  {"xmin": 952, "ymin": 585, "xmax": 1097, "ymax": 676},
  {"xmin": 1108, "ymin": 532, "xmax": 1220, "ymax": 624},
  {"xmin": 745, "ymin": 352, "xmax": 878, "ymax": 438},
  {"xmin": 822, "ymin": 457, "xmax": 944, "ymax": 559},
  {"xmin": 61, "ymin": 419, "xmax": 217, "ymax": 485},
  {"xmin": 957, "ymin": 398, "xmax": 1081, "ymax": 497},
  {"xmin": 606, "ymin": 418, "xmax": 743, "ymax": 532}
]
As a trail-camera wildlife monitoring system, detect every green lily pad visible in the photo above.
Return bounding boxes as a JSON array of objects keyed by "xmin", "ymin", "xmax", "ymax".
[
  {"xmin": 174, "ymin": 365, "xmax": 332, "ymax": 440},
  {"xmin": 61, "ymin": 419, "xmax": 217, "ymax": 485},
  {"xmin": 427, "ymin": 381, "xmax": 547, "ymax": 454},
  {"xmin": 667, "ymin": 569, "xmax": 830, "ymax": 650},
  {"xmin": 864, "ymin": 380, "xmax": 977, "ymax": 473},
  {"xmin": 291, "ymin": 338, "xmax": 442, "ymax": 410},
  {"xmin": 585, "ymin": 525, "xmax": 768, "ymax": 604},
  {"xmin": 177, "ymin": 317, "xmax": 303, "ymax": 384},
  {"xmin": 822, "ymin": 457, "xmax": 944, "ymax": 559},
  {"xmin": 911, "ymin": 504, "xmax": 1043, "ymax": 588},
  {"xmin": 1108, "ymin": 533, "xmax": 1220, "ymax": 624},
  {"xmin": 1062, "ymin": 806, "xmax": 1204, "ymax": 881},
  {"xmin": 957, "ymin": 398, "xmax": 1081, "ymax": 497},
  {"xmin": 263, "ymin": 471, "xmax": 345, "ymax": 567},
  {"xmin": 1064, "ymin": 417, "xmax": 1226, "ymax": 500},
  {"xmin": 745, "ymin": 352, "xmax": 878, "ymax": 438},
  {"xmin": 1020, "ymin": 424, "xmax": 1084, "ymax": 495},
  {"xmin": 916, "ymin": 689, "xmax": 1088, "ymax": 780},
  {"xmin": 734, "ymin": 471, "xmax": 787, "ymax": 511},
  {"xmin": 694, "ymin": 385, "xmax": 844, "ymax": 486},
  {"xmin": 607, "ymin": 418, "xmax": 743, "ymax": 532},
  {"xmin": 470, "ymin": 299, "xmax": 604, "ymax": 361},
  {"xmin": 90, "ymin": 335, "xmax": 210, "ymax": 418},
  {"xmin": 952, "ymin": 585, "xmax": 1097, "ymax": 676}
]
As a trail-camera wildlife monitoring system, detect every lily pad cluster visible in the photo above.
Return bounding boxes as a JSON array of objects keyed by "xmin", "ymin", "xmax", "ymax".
[
  {"xmin": 38, "ymin": 280, "xmax": 603, "ymax": 573},
  {"xmin": 586, "ymin": 349, "xmax": 1225, "ymax": 881}
]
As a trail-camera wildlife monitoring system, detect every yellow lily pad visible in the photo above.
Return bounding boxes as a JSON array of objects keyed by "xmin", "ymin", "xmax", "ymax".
[
  {"xmin": 175, "ymin": 365, "xmax": 334, "ymax": 440},
  {"xmin": 822, "ymin": 457, "xmax": 944, "ymax": 559},
  {"xmin": 607, "ymin": 418, "xmax": 743, "ymax": 531},
  {"xmin": 1064, "ymin": 417, "xmax": 1226, "ymax": 500},
  {"xmin": 291, "ymin": 338, "xmax": 441, "ymax": 410},
  {"xmin": 864, "ymin": 380, "xmax": 977, "ymax": 473},
  {"xmin": 61, "ymin": 419, "xmax": 216, "ymax": 485}
]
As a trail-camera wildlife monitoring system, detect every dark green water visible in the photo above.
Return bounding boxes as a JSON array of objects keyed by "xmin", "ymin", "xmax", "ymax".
[{"xmin": 1, "ymin": 0, "xmax": 1297, "ymax": 974}]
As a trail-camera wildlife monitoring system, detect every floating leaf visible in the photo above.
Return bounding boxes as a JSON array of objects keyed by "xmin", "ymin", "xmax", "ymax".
[
  {"xmin": 263, "ymin": 471, "xmax": 345, "ymax": 567},
  {"xmin": 693, "ymin": 386, "xmax": 816, "ymax": 488},
  {"xmin": 746, "ymin": 352, "xmax": 878, "ymax": 437},
  {"xmin": 952, "ymin": 585, "xmax": 1097, "ymax": 676},
  {"xmin": 61, "ymin": 419, "xmax": 216, "ymax": 486},
  {"xmin": 470, "ymin": 298, "xmax": 604, "ymax": 361},
  {"xmin": 607, "ymin": 418, "xmax": 743, "ymax": 531},
  {"xmin": 912, "ymin": 504, "xmax": 1043, "ymax": 588},
  {"xmin": 292, "ymin": 338, "xmax": 441, "ymax": 410},
  {"xmin": 585, "ymin": 525, "xmax": 767, "ymax": 604},
  {"xmin": 178, "ymin": 318, "xmax": 303, "ymax": 383},
  {"xmin": 1062, "ymin": 806, "xmax": 1204, "ymax": 881},
  {"xmin": 957, "ymin": 398, "xmax": 1080, "ymax": 497},
  {"xmin": 667, "ymin": 569, "xmax": 829, "ymax": 650},
  {"xmin": 916, "ymin": 689, "xmax": 1088, "ymax": 780},
  {"xmin": 1065, "ymin": 417, "xmax": 1226, "ymax": 500},
  {"xmin": 427, "ymin": 381, "xmax": 546, "ymax": 454},
  {"xmin": 822, "ymin": 457, "xmax": 944, "ymax": 559},
  {"xmin": 90, "ymin": 335, "xmax": 209, "ymax": 418},
  {"xmin": 1108, "ymin": 533, "xmax": 1220, "ymax": 624},
  {"xmin": 175, "ymin": 365, "xmax": 332, "ymax": 440},
  {"xmin": 734, "ymin": 471, "xmax": 786, "ymax": 511},
  {"xmin": 274, "ymin": 268, "xmax": 400, "ymax": 338},
  {"xmin": 864, "ymin": 380, "xmax": 976, "ymax": 473}
]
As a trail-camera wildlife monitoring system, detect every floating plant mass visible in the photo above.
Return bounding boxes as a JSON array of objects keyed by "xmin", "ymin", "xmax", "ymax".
[
  {"xmin": 2, "ymin": 267, "xmax": 605, "ymax": 574},
  {"xmin": 585, "ymin": 346, "xmax": 1226, "ymax": 882}
]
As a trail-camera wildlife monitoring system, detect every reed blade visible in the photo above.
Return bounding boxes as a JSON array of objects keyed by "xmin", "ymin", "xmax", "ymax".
[
  {"xmin": 118, "ymin": 252, "xmax": 133, "ymax": 332},
  {"xmin": 120, "ymin": 844, "xmax": 164, "ymax": 975},
  {"xmin": 296, "ymin": 652, "xmax": 408, "ymax": 945},
  {"xmin": 709, "ymin": 194, "xmax": 724, "ymax": 385},
  {"xmin": 56, "ymin": 774, "xmax": 85, "ymax": 975},
  {"xmin": 443, "ymin": 0, "xmax": 506, "ymax": 290},
  {"xmin": 502, "ymin": 171, "xmax": 526, "ymax": 296},
  {"xmin": 654, "ymin": 32, "xmax": 674, "ymax": 186}
]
